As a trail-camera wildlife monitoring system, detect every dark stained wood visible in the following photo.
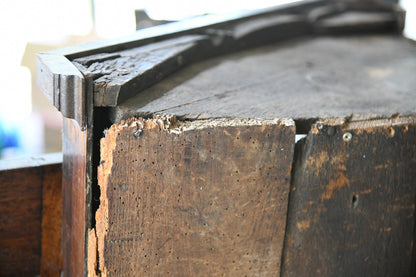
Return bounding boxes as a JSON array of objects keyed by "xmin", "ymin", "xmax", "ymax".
[
  {"xmin": 62, "ymin": 118, "xmax": 88, "ymax": 277},
  {"xmin": 0, "ymin": 167, "xmax": 42, "ymax": 276},
  {"xmin": 281, "ymin": 116, "xmax": 416, "ymax": 276},
  {"xmin": 73, "ymin": 35, "xmax": 210, "ymax": 107},
  {"xmin": 41, "ymin": 163, "xmax": 63, "ymax": 277},
  {"xmin": 73, "ymin": 13, "xmax": 310, "ymax": 108},
  {"xmin": 0, "ymin": 153, "xmax": 62, "ymax": 277},
  {"xmin": 113, "ymin": 35, "xmax": 416, "ymax": 123},
  {"xmin": 94, "ymin": 116, "xmax": 295, "ymax": 276}
]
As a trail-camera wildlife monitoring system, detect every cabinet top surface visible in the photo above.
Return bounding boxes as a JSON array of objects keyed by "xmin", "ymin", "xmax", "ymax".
[{"xmin": 114, "ymin": 35, "xmax": 416, "ymax": 122}]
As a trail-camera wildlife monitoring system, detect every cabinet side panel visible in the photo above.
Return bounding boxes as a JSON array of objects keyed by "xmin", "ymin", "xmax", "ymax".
[
  {"xmin": 96, "ymin": 117, "xmax": 295, "ymax": 276},
  {"xmin": 0, "ymin": 167, "xmax": 42, "ymax": 276},
  {"xmin": 282, "ymin": 118, "xmax": 416, "ymax": 276}
]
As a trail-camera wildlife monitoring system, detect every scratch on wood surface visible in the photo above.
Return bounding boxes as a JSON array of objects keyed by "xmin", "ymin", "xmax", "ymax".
[
  {"xmin": 296, "ymin": 220, "xmax": 310, "ymax": 232},
  {"xmin": 321, "ymin": 172, "xmax": 350, "ymax": 201},
  {"xmin": 359, "ymin": 188, "xmax": 372, "ymax": 195},
  {"xmin": 305, "ymin": 151, "xmax": 329, "ymax": 176}
]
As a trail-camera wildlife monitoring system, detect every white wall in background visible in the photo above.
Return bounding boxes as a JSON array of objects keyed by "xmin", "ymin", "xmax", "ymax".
[{"xmin": 401, "ymin": 0, "xmax": 416, "ymax": 40}]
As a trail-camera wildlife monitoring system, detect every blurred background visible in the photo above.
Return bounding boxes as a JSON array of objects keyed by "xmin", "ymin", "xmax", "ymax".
[{"xmin": 0, "ymin": 0, "xmax": 414, "ymax": 159}]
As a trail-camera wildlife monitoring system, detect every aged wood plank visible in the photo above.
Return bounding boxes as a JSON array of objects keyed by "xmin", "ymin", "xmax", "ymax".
[
  {"xmin": 0, "ymin": 167, "xmax": 42, "ymax": 276},
  {"xmin": 281, "ymin": 116, "xmax": 416, "ymax": 276},
  {"xmin": 93, "ymin": 115, "xmax": 295, "ymax": 276},
  {"xmin": 0, "ymin": 153, "xmax": 62, "ymax": 277},
  {"xmin": 72, "ymin": 35, "xmax": 210, "ymax": 107},
  {"xmin": 73, "ymin": 13, "xmax": 310, "ymax": 108},
  {"xmin": 62, "ymin": 118, "xmax": 88, "ymax": 277},
  {"xmin": 113, "ymin": 35, "xmax": 416, "ymax": 123}
]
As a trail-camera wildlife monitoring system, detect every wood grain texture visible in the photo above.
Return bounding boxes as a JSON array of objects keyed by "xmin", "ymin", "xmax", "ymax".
[
  {"xmin": 114, "ymin": 35, "xmax": 416, "ymax": 123},
  {"xmin": 41, "ymin": 163, "xmax": 63, "ymax": 277},
  {"xmin": 66, "ymin": 2, "xmax": 403, "ymax": 111},
  {"xmin": 73, "ymin": 35, "xmax": 209, "ymax": 107},
  {"xmin": 0, "ymin": 167, "xmax": 42, "ymax": 276},
  {"xmin": 94, "ymin": 116, "xmax": 295, "ymax": 276},
  {"xmin": 0, "ymin": 155, "xmax": 62, "ymax": 277},
  {"xmin": 62, "ymin": 118, "xmax": 88, "ymax": 277},
  {"xmin": 281, "ymin": 116, "xmax": 416, "ymax": 276}
]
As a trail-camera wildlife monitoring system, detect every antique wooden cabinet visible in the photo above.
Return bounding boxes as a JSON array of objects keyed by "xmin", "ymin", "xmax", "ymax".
[
  {"xmin": 36, "ymin": 0, "xmax": 416, "ymax": 276},
  {"xmin": 0, "ymin": 153, "xmax": 62, "ymax": 276}
]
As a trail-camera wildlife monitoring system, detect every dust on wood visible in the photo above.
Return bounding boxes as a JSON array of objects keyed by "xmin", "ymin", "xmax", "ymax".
[
  {"xmin": 95, "ymin": 115, "xmax": 295, "ymax": 276},
  {"xmin": 114, "ymin": 35, "xmax": 416, "ymax": 123}
]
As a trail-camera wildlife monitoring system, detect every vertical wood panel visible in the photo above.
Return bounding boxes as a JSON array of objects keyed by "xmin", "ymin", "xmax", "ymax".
[
  {"xmin": 0, "ymin": 154, "xmax": 62, "ymax": 277},
  {"xmin": 62, "ymin": 118, "xmax": 88, "ymax": 277},
  {"xmin": 95, "ymin": 117, "xmax": 295, "ymax": 276},
  {"xmin": 282, "ymin": 117, "xmax": 416, "ymax": 276},
  {"xmin": 41, "ymin": 163, "xmax": 63, "ymax": 277},
  {"xmin": 0, "ymin": 167, "xmax": 42, "ymax": 276}
]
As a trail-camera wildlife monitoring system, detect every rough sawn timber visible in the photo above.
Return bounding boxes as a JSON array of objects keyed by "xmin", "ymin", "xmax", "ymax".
[
  {"xmin": 281, "ymin": 116, "xmax": 416, "ymax": 276},
  {"xmin": 93, "ymin": 115, "xmax": 295, "ymax": 276}
]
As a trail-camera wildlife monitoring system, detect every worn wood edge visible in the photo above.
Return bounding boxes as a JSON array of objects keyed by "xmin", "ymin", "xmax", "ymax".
[
  {"xmin": 36, "ymin": 53, "xmax": 85, "ymax": 125},
  {"xmin": 0, "ymin": 152, "xmax": 62, "ymax": 171},
  {"xmin": 90, "ymin": 114, "xmax": 295, "ymax": 276},
  {"xmin": 88, "ymin": 229, "xmax": 98, "ymax": 277},
  {"xmin": 79, "ymin": 35, "xmax": 209, "ymax": 107},
  {"xmin": 312, "ymin": 115, "xmax": 416, "ymax": 134},
  {"xmin": 103, "ymin": 115, "xmax": 294, "ymax": 136},
  {"xmin": 62, "ymin": 118, "xmax": 89, "ymax": 277}
]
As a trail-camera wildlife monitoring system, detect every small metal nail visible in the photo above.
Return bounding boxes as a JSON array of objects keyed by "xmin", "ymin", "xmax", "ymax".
[
  {"xmin": 134, "ymin": 129, "xmax": 142, "ymax": 138},
  {"xmin": 343, "ymin": 132, "xmax": 352, "ymax": 142}
]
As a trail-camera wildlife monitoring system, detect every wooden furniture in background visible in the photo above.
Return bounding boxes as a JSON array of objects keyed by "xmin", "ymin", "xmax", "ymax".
[{"xmin": 0, "ymin": 153, "xmax": 62, "ymax": 276}]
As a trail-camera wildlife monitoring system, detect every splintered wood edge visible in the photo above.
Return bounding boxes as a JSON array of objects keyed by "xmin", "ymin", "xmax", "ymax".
[
  {"xmin": 311, "ymin": 115, "xmax": 416, "ymax": 135},
  {"xmin": 91, "ymin": 114, "xmax": 294, "ymax": 276},
  {"xmin": 88, "ymin": 229, "xmax": 98, "ymax": 277},
  {"xmin": 102, "ymin": 115, "xmax": 294, "ymax": 136}
]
